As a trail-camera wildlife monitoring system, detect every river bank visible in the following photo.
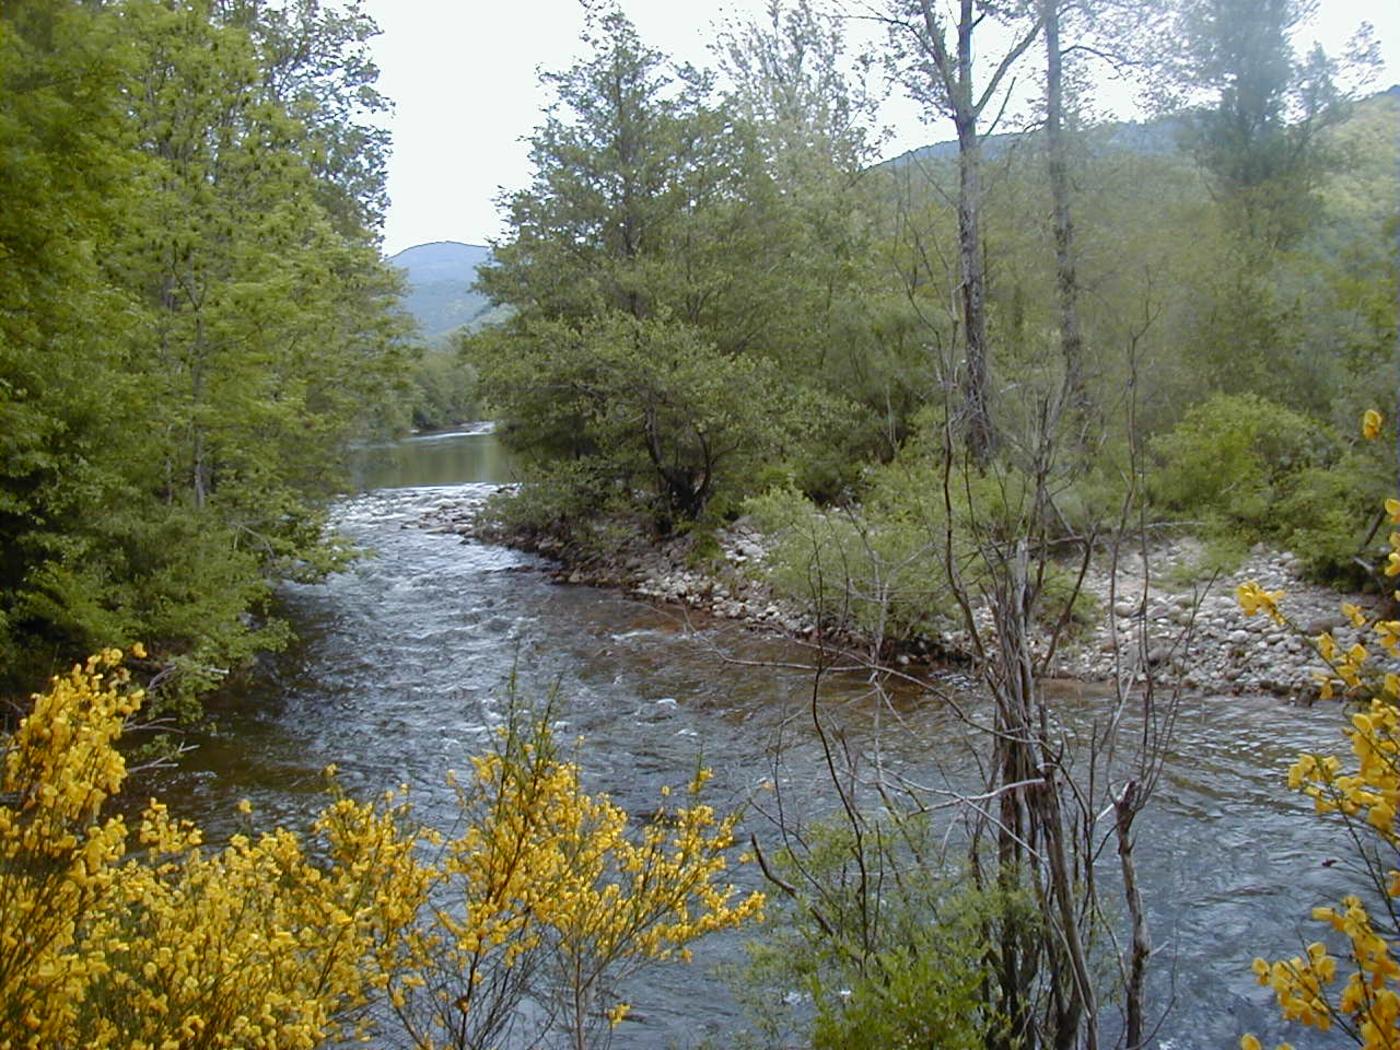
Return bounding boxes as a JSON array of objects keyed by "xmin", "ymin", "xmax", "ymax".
[{"xmin": 416, "ymin": 491, "xmax": 1377, "ymax": 701}]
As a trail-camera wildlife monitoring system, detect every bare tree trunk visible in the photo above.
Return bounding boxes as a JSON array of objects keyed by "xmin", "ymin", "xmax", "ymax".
[
  {"xmin": 898, "ymin": 0, "xmax": 1041, "ymax": 465},
  {"xmin": 1116, "ymin": 780, "xmax": 1151, "ymax": 1049},
  {"xmin": 955, "ymin": 107, "xmax": 995, "ymax": 465},
  {"xmin": 191, "ymin": 316, "xmax": 208, "ymax": 511},
  {"xmin": 1043, "ymin": 0, "xmax": 1087, "ymax": 414},
  {"xmin": 1038, "ymin": 725, "xmax": 1098, "ymax": 1050}
]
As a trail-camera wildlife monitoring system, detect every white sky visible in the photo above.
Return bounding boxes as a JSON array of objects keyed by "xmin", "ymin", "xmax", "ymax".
[{"xmin": 364, "ymin": 0, "xmax": 1398, "ymax": 256}]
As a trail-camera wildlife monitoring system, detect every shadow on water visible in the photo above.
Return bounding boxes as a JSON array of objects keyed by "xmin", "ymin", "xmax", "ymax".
[{"xmin": 164, "ymin": 428, "xmax": 1358, "ymax": 1049}]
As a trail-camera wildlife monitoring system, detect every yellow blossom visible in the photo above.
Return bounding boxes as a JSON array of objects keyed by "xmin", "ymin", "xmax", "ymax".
[
  {"xmin": 1375, "ymin": 621, "xmax": 1400, "ymax": 655},
  {"xmin": 1, "ymin": 655, "xmax": 763, "ymax": 1050},
  {"xmin": 606, "ymin": 1001, "xmax": 631, "ymax": 1027},
  {"xmin": 1251, "ymin": 486, "xmax": 1400, "ymax": 1050},
  {"xmin": 1238, "ymin": 581, "xmax": 1286, "ymax": 622},
  {"xmin": 1362, "ymin": 409, "xmax": 1384, "ymax": 440}
]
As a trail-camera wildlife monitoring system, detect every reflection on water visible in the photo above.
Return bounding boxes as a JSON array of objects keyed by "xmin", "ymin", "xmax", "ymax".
[
  {"xmin": 171, "ymin": 432, "xmax": 1357, "ymax": 1049},
  {"xmin": 351, "ymin": 424, "xmax": 520, "ymax": 489}
]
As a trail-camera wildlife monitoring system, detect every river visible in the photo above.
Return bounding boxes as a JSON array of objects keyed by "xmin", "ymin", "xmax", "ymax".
[{"xmin": 165, "ymin": 428, "xmax": 1358, "ymax": 1049}]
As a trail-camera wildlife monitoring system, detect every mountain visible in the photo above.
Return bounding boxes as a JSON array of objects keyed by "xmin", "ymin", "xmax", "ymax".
[
  {"xmin": 389, "ymin": 241, "xmax": 496, "ymax": 343},
  {"xmin": 883, "ymin": 84, "xmax": 1400, "ymax": 173},
  {"xmin": 882, "ymin": 111, "xmax": 1190, "ymax": 172}
]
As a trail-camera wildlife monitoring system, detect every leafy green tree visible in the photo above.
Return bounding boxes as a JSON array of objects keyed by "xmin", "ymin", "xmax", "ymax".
[
  {"xmin": 476, "ymin": 6, "xmax": 846, "ymax": 531},
  {"xmin": 407, "ymin": 351, "xmax": 479, "ymax": 431},
  {"xmin": 0, "ymin": 0, "xmax": 145, "ymax": 676},
  {"xmin": 715, "ymin": 1, "xmax": 925, "ymax": 482},
  {"xmin": 1177, "ymin": 0, "xmax": 1352, "ymax": 249},
  {"xmin": 239, "ymin": 0, "xmax": 394, "ymax": 235},
  {"xmin": 478, "ymin": 313, "xmax": 803, "ymax": 533},
  {"xmin": 0, "ymin": 0, "xmax": 406, "ymax": 707},
  {"xmin": 479, "ymin": 9, "xmax": 699, "ymax": 326},
  {"xmin": 716, "ymin": 0, "xmax": 876, "ymax": 179}
]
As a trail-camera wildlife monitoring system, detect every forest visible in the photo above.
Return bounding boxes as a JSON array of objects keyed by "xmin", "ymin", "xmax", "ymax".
[{"xmin": 2, "ymin": 0, "xmax": 1399, "ymax": 1047}]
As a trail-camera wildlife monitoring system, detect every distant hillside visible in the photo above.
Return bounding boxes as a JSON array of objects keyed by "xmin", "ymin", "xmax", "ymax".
[
  {"xmin": 883, "ymin": 111, "xmax": 1190, "ymax": 172},
  {"xmin": 883, "ymin": 85, "xmax": 1399, "ymax": 172},
  {"xmin": 389, "ymin": 241, "xmax": 496, "ymax": 343},
  {"xmin": 1315, "ymin": 86, "xmax": 1400, "ymax": 253}
]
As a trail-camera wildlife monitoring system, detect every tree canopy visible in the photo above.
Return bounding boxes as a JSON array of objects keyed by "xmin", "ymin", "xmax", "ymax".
[{"xmin": 0, "ymin": 0, "xmax": 407, "ymax": 708}]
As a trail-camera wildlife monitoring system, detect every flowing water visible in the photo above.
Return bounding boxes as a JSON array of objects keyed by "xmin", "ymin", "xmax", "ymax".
[{"xmin": 167, "ymin": 429, "xmax": 1358, "ymax": 1049}]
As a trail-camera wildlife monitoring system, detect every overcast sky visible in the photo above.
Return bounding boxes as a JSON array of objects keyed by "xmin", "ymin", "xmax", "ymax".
[{"xmin": 363, "ymin": 0, "xmax": 1398, "ymax": 256}]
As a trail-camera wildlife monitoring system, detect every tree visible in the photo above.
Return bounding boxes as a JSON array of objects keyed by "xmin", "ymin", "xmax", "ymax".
[
  {"xmin": 476, "ymin": 7, "xmax": 830, "ymax": 532},
  {"xmin": 479, "ymin": 9, "xmax": 694, "ymax": 326},
  {"xmin": 883, "ymin": 0, "xmax": 1044, "ymax": 465},
  {"xmin": 1151, "ymin": 0, "xmax": 1383, "ymax": 416},
  {"xmin": 1042, "ymin": 0, "xmax": 1087, "ymax": 414},
  {"xmin": 0, "ymin": 0, "xmax": 407, "ymax": 708},
  {"xmin": 1175, "ymin": 0, "xmax": 1362, "ymax": 250},
  {"xmin": 0, "ymin": 0, "xmax": 148, "ymax": 677},
  {"xmin": 239, "ymin": 0, "xmax": 395, "ymax": 235},
  {"xmin": 109, "ymin": 0, "xmax": 408, "ymax": 699},
  {"xmin": 715, "ymin": 1, "xmax": 926, "ymax": 481},
  {"xmin": 715, "ymin": 0, "xmax": 876, "ymax": 182},
  {"xmin": 477, "ymin": 313, "xmax": 802, "ymax": 533}
]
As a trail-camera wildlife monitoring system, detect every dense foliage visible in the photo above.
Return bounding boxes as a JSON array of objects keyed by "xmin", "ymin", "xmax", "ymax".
[
  {"xmin": 472, "ymin": 4, "xmax": 891, "ymax": 537},
  {"xmin": 0, "ymin": 0, "xmax": 408, "ymax": 709},
  {"xmin": 464, "ymin": 6, "xmax": 1397, "ymax": 1047},
  {"xmin": 736, "ymin": 814, "xmax": 1016, "ymax": 1050},
  {"xmin": 6, "ymin": 1, "xmax": 1399, "ymax": 1045}
]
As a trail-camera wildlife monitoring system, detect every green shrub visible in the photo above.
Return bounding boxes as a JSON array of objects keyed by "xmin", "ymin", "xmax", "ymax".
[
  {"xmin": 1039, "ymin": 562, "xmax": 1102, "ymax": 634},
  {"xmin": 681, "ymin": 524, "xmax": 725, "ymax": 569},
  {"xmin": 747, "ymin": 430, "xmax": 1112, "ymax": 642},
  {"xmin": 1150, "ymin": 392, "xmax": 1393, "ymax": 586},
  {"xmin": 863, "ymin": 404, "xmax": 1128, "ymax": 544},
  {"xmin": 745, "ymin": 486, "xmax": 957, "ymax": 640},
  {"xmin": 1150, "ymin": 392, "xmax": 1333, "ymax": 525},
  {"xmin": 810, "ymin": 936, "xmax": 988, "ymax": 1050},
  {"xmin": 480, "ymin": 460, "xmax": 632, "ymax": 552},
  {"xmin": 1162, "ymin": 533, "xmax": 1251, "ymax": 587},
  {"xmin": 407, "ymin": 350, "xmax": 478, "ymax": 430},
  {"xmin": 1275, "ymin": 447, "xmax": 1394, "ymax": 585},
  {"xmin": 735, "ymin": 815, "xmax": 1014, "ymax": 1050}
]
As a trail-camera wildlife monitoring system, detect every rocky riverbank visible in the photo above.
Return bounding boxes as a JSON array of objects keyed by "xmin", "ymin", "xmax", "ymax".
[
  {"xmin": 417, "ymin": 493, "xmax": 1374, "ymax": 699},
  {"xmin": 416, "ymin": 495, "xmax": 819, "ymax": 637},
  {"xmin": 1054, "ymin": 539, "xmax": 1376, "ymax": 697}
]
